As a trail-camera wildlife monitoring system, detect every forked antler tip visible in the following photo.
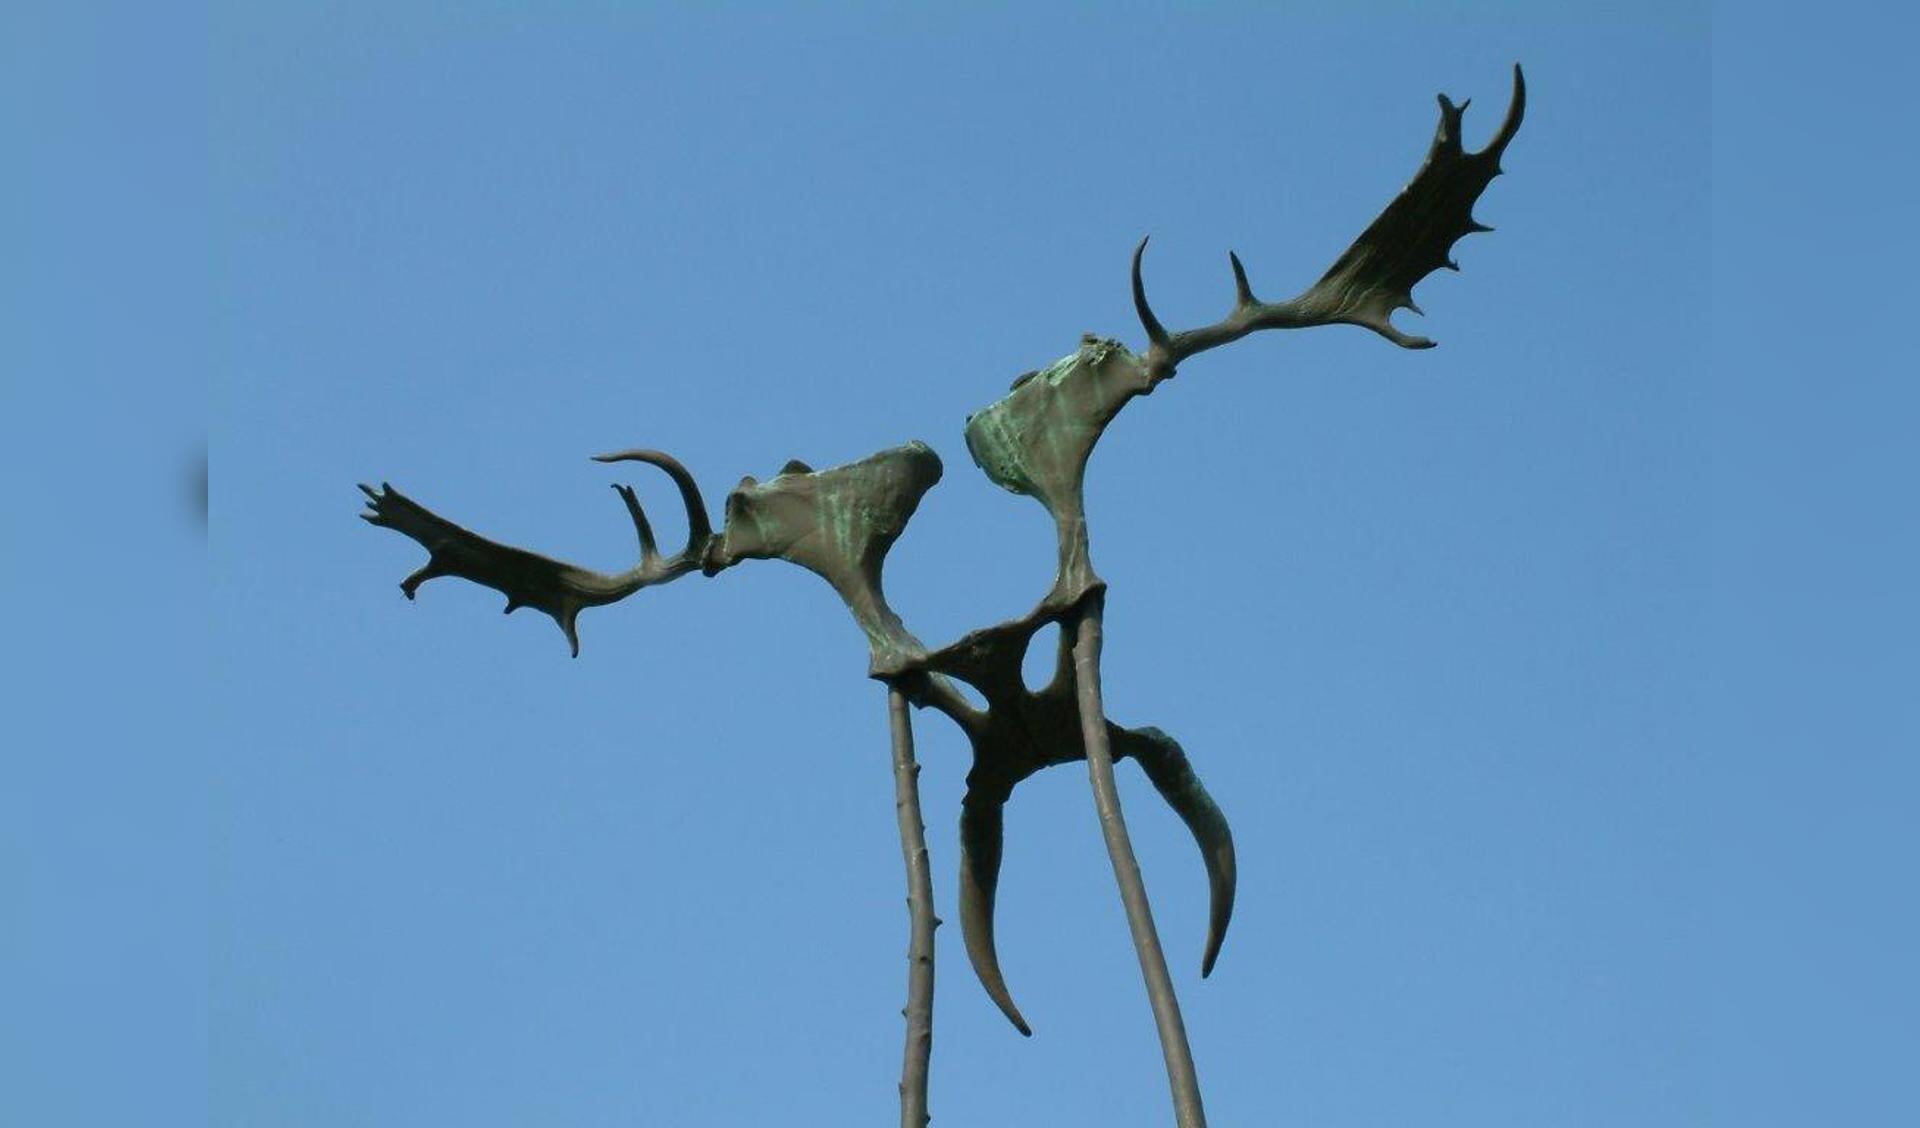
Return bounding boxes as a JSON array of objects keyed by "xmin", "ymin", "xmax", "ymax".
[
  {"xmin": 359, "ymin": 483, "xmax": 393, "ymax": 524},
  {"xmin": 1435, "ymin": 93, "xmax": 1467, "ymax": 151}
]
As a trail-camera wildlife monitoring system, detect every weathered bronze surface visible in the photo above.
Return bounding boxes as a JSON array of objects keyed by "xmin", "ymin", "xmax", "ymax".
[{"xmin": 359, "ymin": 66, "xmax": 1526, "ymax": 1128}]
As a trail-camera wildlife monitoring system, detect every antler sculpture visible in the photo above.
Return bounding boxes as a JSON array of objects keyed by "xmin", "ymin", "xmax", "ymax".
[
  {"xmin": 358, "ymin": 449, "xmax": 711, "ymax": 657},
  {"xmin": 360, "ymin": 65, "xmax": 1525, "ymax": 1128}
]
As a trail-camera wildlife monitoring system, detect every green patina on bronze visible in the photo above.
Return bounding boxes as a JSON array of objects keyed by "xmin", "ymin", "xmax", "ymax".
[
  {"xmin": 965, "ymin": 337, "xmax": 1157, "ymax": 606},
  {"xmin": 705, "ymin": 442, "xmax": 943, "ymax": 676}
]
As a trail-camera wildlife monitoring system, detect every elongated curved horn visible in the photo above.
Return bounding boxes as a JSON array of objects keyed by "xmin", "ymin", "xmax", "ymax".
[
  {"xmin": 1119, "ymin": 726, "xmax": 1238, "ymax": 977},
  {"xmin": 958, "ymin": 792, "xmax": 1031, "ymax": 1036},
  {"xmin": 591, "ymin": 448, "xmax": 715, "ymax": 556}
]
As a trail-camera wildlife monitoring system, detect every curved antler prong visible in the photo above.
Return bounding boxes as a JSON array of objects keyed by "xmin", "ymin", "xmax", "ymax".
[
  {"xmin": 1131, "ymin": 236, "xmax": 1170, "ymax": 350},
  {"xmin": 592, "ymin": 448, "xmax": 715, "ymax": 556},
  {"xmin": 958, "ymin": 792, "xmax": 1032, "ymax": 1036},
  {"xmin": 1117, "ymin": 726, "xmax": 1238, "ymax": 977},
  {"xmin": 612, "ymin": 483, "xmax": 659, "ymax": 564},
  {"xmin": 1484, "ymin": 63, "xmax": 1527, "ymax": 166}
]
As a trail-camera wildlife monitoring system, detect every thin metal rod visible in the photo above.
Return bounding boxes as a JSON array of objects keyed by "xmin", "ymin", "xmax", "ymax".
[
  {"xmin": 1071, "ymin": 596, "xmax": 1207, "ymax": 1128},
  {"xmin": 888, "ymin": 685, "xmax": 937, "ymax": 1128}
]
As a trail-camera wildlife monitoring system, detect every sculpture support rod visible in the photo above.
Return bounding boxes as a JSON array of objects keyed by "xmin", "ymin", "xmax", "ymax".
[
  {"xmin": 1072, "ymin": 596, "xmax": 1206, "ymax": 1128},
  {"xmin": 888, "ymin": 686, "xmax": 937, "ymax": 1128}
]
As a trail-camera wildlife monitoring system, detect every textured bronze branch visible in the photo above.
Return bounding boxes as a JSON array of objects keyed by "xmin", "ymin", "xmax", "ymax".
[
  {"xmin": 357, "ymin": 65, "xmax": 1525, "ymax": 1128},
  {"xmin": 889, "ymin": 687, "xmax": 937, "ymax": 1128},
  {"xmin": 1072, "ymin": 596, "xmax": 1205, "ymax": 1128}
]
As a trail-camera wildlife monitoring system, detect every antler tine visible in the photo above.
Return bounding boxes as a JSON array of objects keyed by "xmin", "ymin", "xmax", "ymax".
[
  {"xmin": 1484, "ymin": 63, "xmax": 1527, "ymax": 168},
  {"xmin": 611, "ymin": 483, "xmax": 659, "ymax": 565},
  {"xmin": 1132, "ymin": 236, "xmax": 1308, "ymax": 380},
  {"xmin": 1117, "ymin": 726, "xmax": 1238, "ymax": 978},
  {"xmin": 592, "ymin": 448, "xmax": 715, "ymax": 567},
  {"xmin": 958, "ymin": 791, "xmax": 1033, "ymax": 1036},
  {"xmin": 1131, "ymin": 236, "xmax": 1171, "ymax": 356},
  {"xmin": 1228, "ymin": 251, "xmax": 1256, "ymax": 307}
]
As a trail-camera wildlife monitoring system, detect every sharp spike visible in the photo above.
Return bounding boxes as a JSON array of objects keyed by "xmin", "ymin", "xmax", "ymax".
[
  {"xmin": 1130, "ymin": 236, "xmax": 1169, "ymax": 348},
  {"xmin": 1119, "ymin": 727, "xmax": 1240, "ymax": 980},
  {"xmin": 1484, "ymin": 63, "xmax": 1527, "ymax": 158},
  {"xmin": 1228, "ymin": 250, "xmax": 1256, "ymax": 306},
  {"xmin": 590, "ymin": 449, "xmax": 713, "ymax": 557},
  {"xmin": 958, "ymin": 794, "xmax": 1032, "ymax": 1036},
  {"xmin": 612, "ymin": 483, "xmax": 658, "ymax": 563}
]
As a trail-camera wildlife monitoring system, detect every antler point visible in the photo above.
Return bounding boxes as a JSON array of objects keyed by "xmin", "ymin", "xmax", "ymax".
[
  {"xmin": 1130, "ymin": 237, "xmax": 1170, "ymax": 348},
  {"xmin": 1228, "ymin": 250, "xmax": 1255, "ymax": 306}
]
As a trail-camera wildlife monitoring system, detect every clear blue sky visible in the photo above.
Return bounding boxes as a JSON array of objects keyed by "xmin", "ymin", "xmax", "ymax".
[{"xmin": 4, "ymin": 4, "xmax": 1913, "ymax": 1127}]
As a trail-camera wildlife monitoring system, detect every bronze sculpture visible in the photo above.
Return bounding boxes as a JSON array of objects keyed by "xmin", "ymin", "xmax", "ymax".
[{"xmin": 361, "ymin": 65, "xmax": 1525, "ymax": 1128}]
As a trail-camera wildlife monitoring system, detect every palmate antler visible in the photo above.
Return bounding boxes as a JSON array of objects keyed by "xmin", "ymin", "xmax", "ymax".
[
  {"xmin": 1132, "ymin": 64, "xmax": 1525, "ymax": 373},
  {"xmin": 359, "ymin": 449, "xmax": 712, "ymax": 656}
]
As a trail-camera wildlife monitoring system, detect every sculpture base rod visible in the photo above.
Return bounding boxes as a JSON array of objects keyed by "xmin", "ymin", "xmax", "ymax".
[
  {"xmin": 888, "ymin": 685, "xmax": 938, "ymax": 1128},
  {"xmin": 1072, "ymin": 597, "xmax": 1207, "ymax": 1128}
]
